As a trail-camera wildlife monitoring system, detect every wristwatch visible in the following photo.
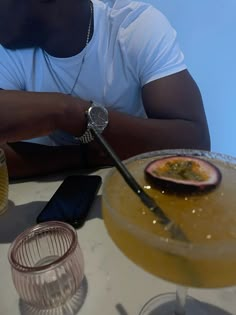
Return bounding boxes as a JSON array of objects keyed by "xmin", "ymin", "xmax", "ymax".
[{"xmin": 78, "ymin": 103, "xmax": 109, "ymax": 144}]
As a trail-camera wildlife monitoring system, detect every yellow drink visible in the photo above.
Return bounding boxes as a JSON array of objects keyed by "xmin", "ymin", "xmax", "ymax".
[
  {"xmin": 0, "ymin": 149, "xmax": 9, "ymax": 215},
  {"xmin": 103, "ymin": 150, "xmax": 236, "ymax": 288}
]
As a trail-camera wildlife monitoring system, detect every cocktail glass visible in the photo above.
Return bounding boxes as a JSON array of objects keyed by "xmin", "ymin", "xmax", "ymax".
[{"xmin": 102, "ymin": 149, "xmax": 236, "ymax": 314}]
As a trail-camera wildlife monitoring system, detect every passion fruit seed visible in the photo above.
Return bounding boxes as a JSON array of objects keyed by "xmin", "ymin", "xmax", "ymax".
[{"xmin": 145, "ymin": 155, "xmax": 222, "ymax": 192}]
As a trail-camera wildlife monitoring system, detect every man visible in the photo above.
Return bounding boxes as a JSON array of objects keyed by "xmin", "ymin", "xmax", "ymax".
[{"xmin": 0, "ymin": 0, "xmax": 210, "ymax": 178}]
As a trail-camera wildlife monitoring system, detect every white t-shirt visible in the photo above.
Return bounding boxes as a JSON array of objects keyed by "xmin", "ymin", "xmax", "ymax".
[{"xmin": 0, "ymin": 0, "xmax": 186, "ymax": 145}]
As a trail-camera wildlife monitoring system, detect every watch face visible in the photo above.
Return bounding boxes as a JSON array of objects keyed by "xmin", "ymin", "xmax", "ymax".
[{"xmin": 89, "ymin": 106, "xmax": 108, "ymax": 129}]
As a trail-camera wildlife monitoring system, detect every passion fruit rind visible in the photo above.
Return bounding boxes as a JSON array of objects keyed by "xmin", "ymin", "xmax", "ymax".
[{"xmin": 144, "ymin": 155, "xmax": 222, "ymax": 193}]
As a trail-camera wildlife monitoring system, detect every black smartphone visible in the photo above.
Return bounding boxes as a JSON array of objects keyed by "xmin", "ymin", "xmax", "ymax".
[{"xmin": 36, "ymin": 175, "xmax": 102, "ymax": 228}]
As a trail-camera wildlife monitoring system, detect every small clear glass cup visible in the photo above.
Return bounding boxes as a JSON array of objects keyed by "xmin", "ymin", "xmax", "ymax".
[
  {"xmin": 0, "ymin": 148, "xmax": 9, "ymax": 215},
  {"xmin": 8, "ymin": 221, "xmax": 84, "ymax": 309}
]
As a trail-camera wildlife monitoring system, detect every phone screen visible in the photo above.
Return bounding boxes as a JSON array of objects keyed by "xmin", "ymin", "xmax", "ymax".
[{"xmin": 36, "ymin": 175, "xmax": 102, "ymax": 228}]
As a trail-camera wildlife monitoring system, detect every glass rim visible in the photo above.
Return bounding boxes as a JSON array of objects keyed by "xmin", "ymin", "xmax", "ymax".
[
  {"xmin": 103, "ymin": 149, "xmax": 236, "ymax": 259},
  {"xmin": 8, "ymin": 221, "xmax": 78, "ymax": 273}
]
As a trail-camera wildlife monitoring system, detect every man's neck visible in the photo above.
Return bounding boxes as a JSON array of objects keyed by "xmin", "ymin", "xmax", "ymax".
[{"xmin": 42, "ymin": 1, "xmax": 93, "ymax": 58}]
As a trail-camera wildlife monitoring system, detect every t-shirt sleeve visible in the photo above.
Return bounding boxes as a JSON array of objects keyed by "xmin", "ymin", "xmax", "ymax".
[
  {"xmin": 120, "ymin": 5, "xmax": 187, "ymax": 86},
  {"xmin": 0, "ymin": 45, "xmax": 24, "ymax": 90}
]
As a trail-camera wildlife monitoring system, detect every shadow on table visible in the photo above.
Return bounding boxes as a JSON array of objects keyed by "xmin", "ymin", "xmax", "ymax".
[
  {"xmin": 116, "ymin": 303, "xmax": 129, "ymax": 315},
  {"xmin": 115, "ymin": 298, "xmax": 233, "ymax": 315},
  {"xmin": 0, "ymin": 200, "xmax": 46, "ymax": 243},
  {"xmin": 9, "ymin": 165, "xmax": 110, "ymax": 185},
  {"xmin": 87, "ymin": 195, "xmax": 102, "ymax": 220},
  {"xmin": 0, "ymin": 195, "xmax": 103, "ymax": 244},
  {"xmin": 197, "ymin": 301, "xmax": 233, "ymax": 315},
  {"xmin": 142, "ymin": 298, "xmax": 233, "ymax": 315},
  {"xmin": 19, "ymin": 276, "xmax": 88, "ymax": 315}
]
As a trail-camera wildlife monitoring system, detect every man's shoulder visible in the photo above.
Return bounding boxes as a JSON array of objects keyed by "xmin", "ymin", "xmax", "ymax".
[
  {"xmin": 0, "ymin": 45, "xmax": 42, "ymax": 63},
  {"xmin": 95, "ymin": 0, "xmax": 164, "ymax": 23},
  {"xmin": 96, "ymin": 0, "xmax": 170, "ymax": 39},
  {"xmin": 0, "ymin": 45, "xmax": 45, "ymax": 90},
  {"xmin": 99, "ymin": 0, "xmax": 155, "ymax": 11}
]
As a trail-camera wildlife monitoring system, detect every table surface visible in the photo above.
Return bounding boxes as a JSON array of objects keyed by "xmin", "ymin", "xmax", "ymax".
[{"xmin": 0, "ymin": 168, "xmax": 236, "ymax": 315}]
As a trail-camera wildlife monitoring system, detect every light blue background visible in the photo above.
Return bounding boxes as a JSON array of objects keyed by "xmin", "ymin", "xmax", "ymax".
[{"xmin": 145, "ymin": 0, "xmax": 236, "ymax": 156}]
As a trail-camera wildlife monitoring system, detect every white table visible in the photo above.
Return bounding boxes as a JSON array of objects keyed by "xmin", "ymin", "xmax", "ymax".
[{"xmin": 0, "ymin": 168, "xmax": 235, "ymax": 315}]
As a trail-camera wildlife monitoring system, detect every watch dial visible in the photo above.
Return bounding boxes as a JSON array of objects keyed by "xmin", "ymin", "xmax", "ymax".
[{"xmin": 91, "ymin": 106, "xmax": 108, "ymax": 127}]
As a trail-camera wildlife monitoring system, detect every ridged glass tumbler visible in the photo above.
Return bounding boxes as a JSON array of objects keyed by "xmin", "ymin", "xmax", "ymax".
[{"xmin": 8, "ymin": 221, "xmax": 84, "ymax": 309}]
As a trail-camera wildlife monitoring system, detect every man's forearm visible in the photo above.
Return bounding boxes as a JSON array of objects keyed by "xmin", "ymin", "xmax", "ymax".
[
  {"xmin": 0, "ymin": 90, "xmax": 88, "ymax": 144},
  {"xmin": 86, "ymin": 110, "xmax": 210, "ymax": 167},
  {"xmin": 0, "ymin": 88, "xmax": 210, "ymax": 177},
  {"xmin": 2, "ymin": 113, "xmax": 209, "ymax": 178}
]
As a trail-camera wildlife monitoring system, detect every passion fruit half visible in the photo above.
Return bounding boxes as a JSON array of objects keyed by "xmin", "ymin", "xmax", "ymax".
[{"xmin": 145, "ymin": 155, "xmax": 222, "ymax": 193}]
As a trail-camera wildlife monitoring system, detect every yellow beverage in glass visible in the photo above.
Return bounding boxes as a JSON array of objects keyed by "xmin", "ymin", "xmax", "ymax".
[
  {"xmin": 0, "ymin": 149, "xmax": 9, "ymax": 215},
  {"xmin": 103, "ymin": 149, "xmax": 236, "ymax": 289}
]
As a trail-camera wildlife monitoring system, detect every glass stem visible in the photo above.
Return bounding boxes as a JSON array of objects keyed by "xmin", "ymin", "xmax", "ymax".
[{"xmin": 174, "ymin": 285, "xmax": 188, "ymax": 315}]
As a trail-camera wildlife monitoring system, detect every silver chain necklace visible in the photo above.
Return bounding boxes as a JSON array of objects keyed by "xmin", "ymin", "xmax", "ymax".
[{"xmin": 44, "ymin": 1, "xmax": 93, "ymax": 95}]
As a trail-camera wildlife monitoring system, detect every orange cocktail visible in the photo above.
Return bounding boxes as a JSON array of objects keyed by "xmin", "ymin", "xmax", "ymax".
[{"xmin": 103, "ymin": 149, "xmax": 236, "ymax": 313}]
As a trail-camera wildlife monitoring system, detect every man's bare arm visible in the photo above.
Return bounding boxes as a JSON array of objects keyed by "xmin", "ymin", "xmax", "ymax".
[
  {"xmin": 86, "ymin": 70, "xmax": 210, "ymax": 166},
  {"xmin": 0, "ymin": 90, "xmax": 88, "ymax": 143},
  {"xmin": 0, "ymin": 70, "xmax": 210, "ymax": 177},
  {"xmin": 0, "ymin": 90, "xmax": 90, "ymax": 178}
]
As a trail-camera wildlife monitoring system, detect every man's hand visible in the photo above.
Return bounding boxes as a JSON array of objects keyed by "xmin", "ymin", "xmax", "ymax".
[
  {"xmin": 0, "ymin": 90, "xmax": 90, "ymax": 178},
  {"xmin": 0, "ymin": 90, "xmax": 90, "ymax": 144}
]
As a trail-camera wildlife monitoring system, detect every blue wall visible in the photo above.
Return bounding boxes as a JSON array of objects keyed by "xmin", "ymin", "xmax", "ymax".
[
  {"xmin": 148, "ymin": 0, "xmax": 236, "ymax": 156},
  {"xmin": 104, "ymin": 0, "xmax": 236, "ymax": 155}
]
